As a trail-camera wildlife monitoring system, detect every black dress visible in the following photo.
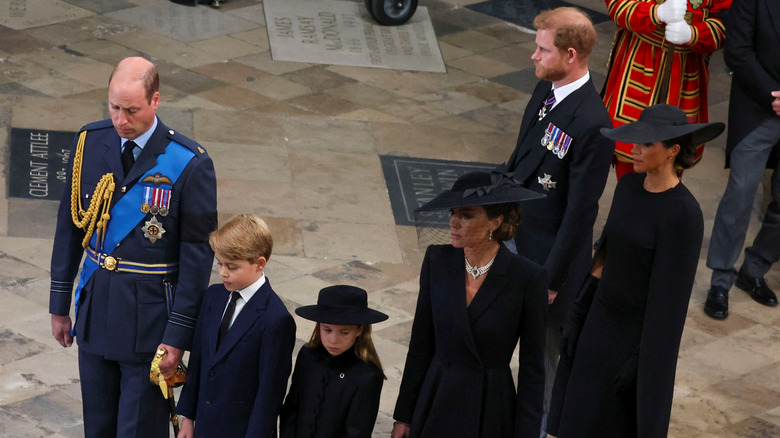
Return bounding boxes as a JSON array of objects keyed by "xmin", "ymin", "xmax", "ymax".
[
  {"xmin": 393, "ymin": 244, "xmax": 547, "ymax": 438},
  {"xmin": 548, "ymin": 173, "xmax": 704, "ymax": 438},
  {"xmin": 280, "ymin": 344, "xmax": 384, "ymax": 438}
]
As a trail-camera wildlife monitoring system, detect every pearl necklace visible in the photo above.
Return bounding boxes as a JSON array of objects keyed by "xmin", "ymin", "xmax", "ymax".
[{"xmin": 465, "ymin": 254, "xmax": 497, "ymax": 280}]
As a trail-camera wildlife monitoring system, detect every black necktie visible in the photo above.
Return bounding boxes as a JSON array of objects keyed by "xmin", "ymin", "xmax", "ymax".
[
  {"xmin": 121, "ymin": 140, "xmax": 137, "ymax": 175},
  {"xmin": 217, "ymin": 291, "xmax": 240, "ymax": 347}
]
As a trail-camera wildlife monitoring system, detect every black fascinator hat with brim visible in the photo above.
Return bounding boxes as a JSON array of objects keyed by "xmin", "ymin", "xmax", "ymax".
[
  {"xmin": 600, "ymin": 104, "xmax": 725, "ymax": 145},
  {"xmin": 416, "ymin": 170, "xmax": 545, "ymax": 212},
  {"xmin": 296, "ymin": 285, "xmax": 388, "ymax": 325}
]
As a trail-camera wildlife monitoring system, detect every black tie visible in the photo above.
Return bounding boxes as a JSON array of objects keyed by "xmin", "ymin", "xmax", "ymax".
[
  {"xmin": 121, "ymin": 141, "xmax": 137, "ymax": 175},
  {"xmin": 217, "ymin": 291, "xmax": 240, "ymax": 347}
]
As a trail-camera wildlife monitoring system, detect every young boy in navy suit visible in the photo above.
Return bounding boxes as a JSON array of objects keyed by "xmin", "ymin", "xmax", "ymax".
[{"xmin": 177, "ymin": 214, "xmax": 296, "ymax": 437}]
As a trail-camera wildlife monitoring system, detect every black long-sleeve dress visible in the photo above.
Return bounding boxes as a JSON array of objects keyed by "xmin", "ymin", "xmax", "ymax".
[
  {"xmin": 280, "ymin": 344, "xmax": 384, "ymax": 438},
  {"xmin": 548, "ymin": 172, "xmax": 704, "ymax": 437}
]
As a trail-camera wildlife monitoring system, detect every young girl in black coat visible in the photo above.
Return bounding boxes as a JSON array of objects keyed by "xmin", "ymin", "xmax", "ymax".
[{"xmin": 280, "ymin": 285, "xmax": 388, "ymax": 438}]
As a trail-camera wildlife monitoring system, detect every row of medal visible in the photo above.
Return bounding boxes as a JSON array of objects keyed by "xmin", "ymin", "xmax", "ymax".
[
  {"xmin": 541, "ymin": 122, "xmax": 572, "ymax": 159},
  {"xmin": 141, "ymin": 186, "xmax": 172, "ymax": 216},
  {"xmin": 141, "ymin": 186, "xmax": 170, "ymax": 243}
]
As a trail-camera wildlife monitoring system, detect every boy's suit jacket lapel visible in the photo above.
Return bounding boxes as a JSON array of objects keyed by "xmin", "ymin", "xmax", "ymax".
[{"xmin": 211, "ymin": 281, "xmax": 272, "ymax": 364}]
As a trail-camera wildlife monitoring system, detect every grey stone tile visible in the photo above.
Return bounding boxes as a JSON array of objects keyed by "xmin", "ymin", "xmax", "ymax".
[
  {"xmin": 63, "ymin": 0, "xmax": 137, "ymax": 14},
  {"xmin": 4, "ymin": 390, "xmax": 83, "ymax": 435},
  {"xmin": 106, "ymin": 2, "xmax": 258, "ymax": 41},
  {"xmin": 0, "ymin": 330, "xmax": 48, "ymax": 366}
]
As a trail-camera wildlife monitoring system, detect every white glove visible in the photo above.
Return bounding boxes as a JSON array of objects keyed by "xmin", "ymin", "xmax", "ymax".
[
  {"xmin": 665, "ymin": 21, "xmax": 692, "ymax": 44},
  {"xmin": 656, "ymin": 0, "xmax": 687, "ymax": 24}
]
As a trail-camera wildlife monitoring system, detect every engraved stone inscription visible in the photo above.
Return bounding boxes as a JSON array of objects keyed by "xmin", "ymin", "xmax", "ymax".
[
  {"xmin": 380, "ymin": 156, "xmax": 496, "ymax": 227},
  {"xmin": 264, "ymin": 0, "xmax": 446, "ymax": 73},
  {"xmin": 9, "ymin": 128, "xmax": 75, "ymax": 201},
  {"xmin": 0, "ymin": 0, "xmax": 92, "ymax": 30}
]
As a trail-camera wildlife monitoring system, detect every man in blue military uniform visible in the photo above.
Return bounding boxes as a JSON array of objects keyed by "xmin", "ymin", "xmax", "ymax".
[{"xmin": 49, "ymin": 56, "xmax": 218, "ymax": 437}]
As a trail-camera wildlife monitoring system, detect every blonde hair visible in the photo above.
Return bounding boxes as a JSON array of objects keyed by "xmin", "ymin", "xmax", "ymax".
[
  {"xmin": 307, "ymin": 323, "xmax": 386, "ymax": 379},
  {"xmin": 209, "ymin": 214, "xmax": 273, "ymax": 262}
]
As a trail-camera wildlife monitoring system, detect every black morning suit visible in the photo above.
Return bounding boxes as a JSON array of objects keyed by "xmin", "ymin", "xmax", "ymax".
[
  {"xmin": 723, "ymin": 0, "xmax": 780, "ymax": 167},
  {"xmin": 501, "ymin": 78, "xmax": 614, "ymax": 327},
  {"xmin": 706, "ymin": 0, "xmax": 780, "ymax": 289}
]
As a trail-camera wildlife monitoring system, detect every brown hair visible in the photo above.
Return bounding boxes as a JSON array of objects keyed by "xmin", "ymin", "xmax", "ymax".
[
  {"xmin": 307, "ymin": 323, "xmax": 386, "ymax": 379},
  {"xmin": 209, "ymin": 214, "xmax": 273, "ymax": 262},
  {"xmin": 484, "ymin": 202, "xmax": 523, "ymax": 241},
  {"xmin": 533, "ymin": 7, "xmax": 596, "ymax": 60},
  {"xmin": 108, "ymin": 58, "xmax": 159, "ymax": 103}
]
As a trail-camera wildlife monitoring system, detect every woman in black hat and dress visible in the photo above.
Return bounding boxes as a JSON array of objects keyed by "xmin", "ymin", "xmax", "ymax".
[
  {"xmin": 547, "ymin": 104, "xmax": 725, "ymax": 437},
  {"xmin": 280, "ymin": 285, "xmax": 388, "ymax": 438},
  {"xmin": 391, "ymin": 171, "xmax": 548, "ymax": 438}
]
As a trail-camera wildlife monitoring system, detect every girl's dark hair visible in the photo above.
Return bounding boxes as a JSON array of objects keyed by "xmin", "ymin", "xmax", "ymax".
[
  {"xmin": 483, "ymin": 202, "xmax": 524, "ymax": 241},
  {"xmin": 662, "ymin": 133, "xmax": 696, "ymax": 169}
]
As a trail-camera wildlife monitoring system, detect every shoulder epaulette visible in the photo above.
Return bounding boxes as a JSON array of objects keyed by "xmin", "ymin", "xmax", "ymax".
[
  {"xmin": 165, "ymin": 129, "xmax": 209, "ymax": 157},
  {"xmin": 80, "ymin": 119, "xmax": 114, "ymax": 132}
]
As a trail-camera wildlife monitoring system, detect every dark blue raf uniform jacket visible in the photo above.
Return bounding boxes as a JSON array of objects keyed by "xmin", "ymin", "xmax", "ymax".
[
  {"xmin": 49, "ymin": 118, "xmax": 218, "ymax": 361},
  {"xmin": 177, "ymin": 281, "xmax": 296, "ymax": 438},
  {"xmin": 500, "ymin": 78, "xmax": 614, "ymax": 328}
]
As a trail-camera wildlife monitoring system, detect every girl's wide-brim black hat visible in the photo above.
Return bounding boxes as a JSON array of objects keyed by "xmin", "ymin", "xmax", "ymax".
[
  {"xmin": 295, "ymin": 285, "xmax": 388, "ymax": 325},
  {"xmin": 416, "ymin": 170, "xmax": 545, "ymax": 212},
  {"xmin": 599, "ymin": 104, "xmax": 725, "ymax": 145}
]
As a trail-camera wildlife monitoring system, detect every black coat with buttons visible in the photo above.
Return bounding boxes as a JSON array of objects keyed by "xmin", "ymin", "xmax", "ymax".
[{"xmin": 280, "ymin": 344, "xmax": 384, "ymax": 438}]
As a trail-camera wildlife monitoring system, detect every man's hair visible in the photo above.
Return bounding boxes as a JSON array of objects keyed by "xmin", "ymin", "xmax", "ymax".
[
  {"xmin": 209, "ymin": 214, "xmax": 273, "ymax": 262},
  {"xmin": 108, "ymin": 58, "xmax": 159, "ymax": 103},
  {"xmin": 533, "ymin": 7, "xmax": 596, "ymax": 59}
]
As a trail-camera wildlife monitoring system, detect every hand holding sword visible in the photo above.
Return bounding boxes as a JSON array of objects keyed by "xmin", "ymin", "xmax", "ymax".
[{"xmin": 150, "ymin": 347, "xmax": 187, "ymax": 436}]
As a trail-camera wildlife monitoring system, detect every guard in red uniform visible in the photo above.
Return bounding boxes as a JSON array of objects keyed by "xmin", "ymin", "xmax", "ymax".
[{"xmin": 602, "ymin": 0, "xmax": 730, "ymax": 178}]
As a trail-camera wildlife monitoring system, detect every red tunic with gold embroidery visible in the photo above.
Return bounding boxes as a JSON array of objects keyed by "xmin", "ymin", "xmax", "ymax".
[{"xmin": 603, "ymin": 0, "xmax": 730, "ymax": 165}]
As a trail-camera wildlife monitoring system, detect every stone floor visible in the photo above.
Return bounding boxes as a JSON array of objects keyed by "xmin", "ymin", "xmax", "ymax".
[{"xmin": 0, "ymin": 0, "xmax": 778, "ymax": 437}]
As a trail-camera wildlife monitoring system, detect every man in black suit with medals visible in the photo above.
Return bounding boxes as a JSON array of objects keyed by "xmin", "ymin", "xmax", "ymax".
[
  {"xmin": 497, "ymin": 7, "xmax": 614, "ymax": 435},
  {"xmin": 704, "ymin": 0, "xmax": 780, "ymax": 320}
]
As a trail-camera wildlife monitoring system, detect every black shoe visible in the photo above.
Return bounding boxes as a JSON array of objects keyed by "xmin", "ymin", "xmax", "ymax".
[
  {"xmin": 704, "ymin": 286, "xmax": 729, "ymax": 319},
  {"xmin": 735, "ymin": 270, "xmax": 778, "ymax": 307}
]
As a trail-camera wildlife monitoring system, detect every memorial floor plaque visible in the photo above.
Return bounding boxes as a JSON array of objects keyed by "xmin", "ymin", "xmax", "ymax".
[
  {"xmin": 107, "ymin": 2, "xmax": 257, "ymax": 42},
  {"xmin": 467, "ymin": 0, "xmax": 609, "ymax": 30},
  {"xmin": 0, "ymin": 0, "xmax": 93, "ymax": 30},
  {"xmin": 380, "ymin": 155, "xmax": 496, "ymax": 227},
  {"xmin": 8, "ymin": 128, "xmax": 75, "ymax": 201},
  {"xmin": 264, "ymin": 0, "xmax": 446, "ymax": 73}
]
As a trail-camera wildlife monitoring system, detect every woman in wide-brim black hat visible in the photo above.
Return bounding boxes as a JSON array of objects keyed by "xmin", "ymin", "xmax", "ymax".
[
  {"xmin": 547, "ymin": 104, "xmax": 724, "ymax": 437},
  {"xmin": 392, "ymin": 171, "xmax": 549, "ymax": 438},
  {"xmin": 280, "ymin": 285, "xmax": 388, "ymax": 438}
]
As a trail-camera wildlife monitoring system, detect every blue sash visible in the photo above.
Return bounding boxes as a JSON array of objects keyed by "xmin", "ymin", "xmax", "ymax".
[{"xmin": 73, "ymin": 141, "xmax": 195, "ymax": 320}]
